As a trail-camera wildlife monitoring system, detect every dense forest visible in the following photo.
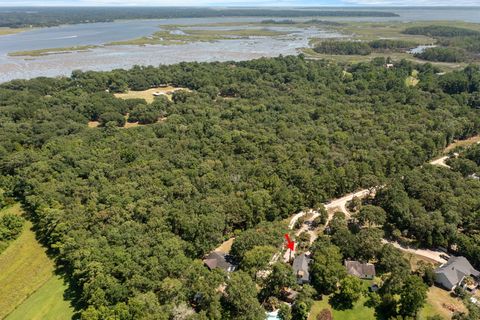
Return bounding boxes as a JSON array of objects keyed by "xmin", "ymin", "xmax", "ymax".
[
  {"xmin": 1, "ymin": 56, "xmax": 480, "ymax": 319},
  {"xmin": 403, "ymin": 25, "xmax": 480, "ymax": 38},
  {"xmin": 313, "ymin": 40, "xmax": 416, "ymax": 56},
  {"xmin": 0, "ymin": 7, "xmax": 398, "ymax": 28},
  {"xmin": 414, "ymin": 47, "xmax": 468, "ymax": 63},
  {"xmin": 404, "ymin": 25, "xmax": 480, "ymax": 63},
  {"xmin": 375, "ymin": 164, "xmax": 480, "ymax": 264}
]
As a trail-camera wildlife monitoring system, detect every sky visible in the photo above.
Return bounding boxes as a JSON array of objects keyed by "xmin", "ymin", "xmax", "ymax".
[{"xmin": 1, "ymin": 0, "xmax": 480, "ymax": 5}]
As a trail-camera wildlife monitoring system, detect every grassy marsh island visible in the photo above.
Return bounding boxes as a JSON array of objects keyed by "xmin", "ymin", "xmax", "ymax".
[
  {"xmin": 8, "ymin": 45, "xmax": 98, "ymax": 57},
  {"xmin": 0, "ymin": 28, "xmax": 31, "ymax": 36},
  {"xmin": 107, "ymin": 27, "xmax": 292, "ymax": 46}
]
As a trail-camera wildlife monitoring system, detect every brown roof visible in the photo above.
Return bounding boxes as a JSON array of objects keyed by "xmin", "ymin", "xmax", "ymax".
[{"xmin": 345, "ymin": 260, "xmax": 376, "ymax": 278}]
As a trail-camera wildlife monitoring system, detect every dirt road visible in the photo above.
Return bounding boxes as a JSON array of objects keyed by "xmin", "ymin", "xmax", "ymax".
[
  {"xmin": 382, "ymin": 239, "xmax": 447, "ymax": 264},
  {"xmin": 429, "ymin": 156, "xmax": 451, "ymax": 168}
]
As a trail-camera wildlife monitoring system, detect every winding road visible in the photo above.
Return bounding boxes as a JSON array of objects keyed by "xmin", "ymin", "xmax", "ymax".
[
  {"xmin": 281, "ymin": 145, "xmax": 467, "ymax": 263},
  {"xmin": 219, "ymin": 136, "xmax": 479, "ymax": 267}
]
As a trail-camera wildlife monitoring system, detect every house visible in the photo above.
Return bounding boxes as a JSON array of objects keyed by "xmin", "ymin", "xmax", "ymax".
[
  {"xmin": 203, "ymin": 252, "xmax": 236, "ymax": 272},
  {"xmin": 292, "ymin": 253, "xmax": 311, "ymax": 284},
  {"xmin": 435, "ymin": 256, "xmax": 479, "ymax": 291},
  {"xmin": 345, "ymin": 260, "xmax": 376, "ymax": 279},
  {"xmin": 281, "ymin": 288, "xmax": 299, "ymax": 303}
]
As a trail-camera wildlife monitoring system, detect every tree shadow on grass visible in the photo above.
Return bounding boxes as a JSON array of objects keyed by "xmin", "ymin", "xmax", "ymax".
[
  {"xmin": 329, "ymin": 294, "xmax": 353, "ymax": 311},
  {"xmin": 19, "ymin": 202, "xmax": 83, "ymax": 319},
  {"xmin": 54, "ymin": 267, "xmax": 83, "ymax": 320}
]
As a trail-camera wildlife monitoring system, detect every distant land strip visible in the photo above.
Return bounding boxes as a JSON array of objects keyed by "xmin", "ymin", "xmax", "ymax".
[{"xmin": 0, "ymin": 7, "xmax": 399, "ymax": 28}]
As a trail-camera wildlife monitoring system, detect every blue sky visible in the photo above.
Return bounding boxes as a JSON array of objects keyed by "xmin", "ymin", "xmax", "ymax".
[{"xmin": 1, "ymin": 0, "xmax": 479, "ymax": 5}]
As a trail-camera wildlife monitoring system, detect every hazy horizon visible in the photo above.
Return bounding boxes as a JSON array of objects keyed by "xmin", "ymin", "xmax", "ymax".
[{"xmin": 1, "ymin": 1, "xmax": 479, "ymax": 7}]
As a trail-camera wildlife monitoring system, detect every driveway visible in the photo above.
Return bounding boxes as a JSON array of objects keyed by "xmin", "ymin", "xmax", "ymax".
[{"xmin": 382, "ymin": 239, "xmax": 447, "ymax": 264}]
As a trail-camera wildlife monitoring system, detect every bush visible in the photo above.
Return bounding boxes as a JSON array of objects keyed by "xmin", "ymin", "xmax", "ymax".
[
  {"xmin": 316, "ymin": 309, "xmax": 333, "ymax": 320},
  {"xmin": 0, "ymin": 214, "xmax": 24, "ymax": 241}
]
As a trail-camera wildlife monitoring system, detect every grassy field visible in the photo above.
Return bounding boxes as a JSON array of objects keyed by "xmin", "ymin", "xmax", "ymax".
[
  {"xmin": 0, "ymin": 28, "xmax": 30, "ymax": 36},
  {"xmin": 9, "ymin": 45, "xmax": 98, "ymax": 57},
  {"xmin": 114, "ymin": 86, "xmax": 187, "ymax": 103},
  {"xmin": 6, "ymin": 275, "xmax": 74, "ymax": 320},
  {"xmin": 420, "ymin": 287, "xmax": 466, "ymax": 319},
  {"xmin": 0, "ymin": 204, "xmax": 74, "ymax": 320},
  {"xmin": 303, "ymin": 48, "xmax": 468, "ymax": 72}
]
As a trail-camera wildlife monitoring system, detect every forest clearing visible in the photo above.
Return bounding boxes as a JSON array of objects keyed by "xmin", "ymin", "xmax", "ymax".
[{"xmin": 114, "ymin": 86, "xmax": 188, "ymax": 103}]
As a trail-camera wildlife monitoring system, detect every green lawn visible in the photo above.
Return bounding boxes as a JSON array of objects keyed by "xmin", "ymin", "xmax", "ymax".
[
  {"xmin": 6, "ymin": 275, "xmax": 74, "ymax": 320},
  {"xmin": 0, "ymin": 204, "xmax": 75, "ymax": 320},
  {"xmin": 309, "ymin": 295, "xmax": 375, "ymax": 320},
  {"xmin": 307, "ymin": 276, "xmax": 461, "ymax": 320}
]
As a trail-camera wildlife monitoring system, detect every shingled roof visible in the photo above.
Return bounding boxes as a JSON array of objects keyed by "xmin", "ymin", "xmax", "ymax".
[
  {"xmin": 292, "ymin": 253, "xmax": 311, "ymax": 284},
  {"xmin": 345, "ymin": 260, "xmax": 376, "ymax": 279},
  {"xmin": 435, "ymin": 256, "xmax": 479, "ymax": 290},
  {"xmin": 203, "ymin": 252, "xmax": 236, "ymax": 272}
]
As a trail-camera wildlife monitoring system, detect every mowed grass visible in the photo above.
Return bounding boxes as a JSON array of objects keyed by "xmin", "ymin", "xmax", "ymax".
[
  {"xmin": 308, "ymin": 274, "xmax": 464, "ymax": 320},
  {"xmin": 0, "ymin": 204, "xmax": 74, "ymax": 320},
  {"xmin": 309, "ymin": 295, "xmax": 375, "ymax": 320},
  {"xmin": 6, "ymin": 275, "xmax": 74, "ymax": 320}
]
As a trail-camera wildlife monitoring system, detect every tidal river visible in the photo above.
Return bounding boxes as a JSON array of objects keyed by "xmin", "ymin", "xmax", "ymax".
[
  {"xmin": 0, "ymin": 7, "xmax": 479, "ymax": 83},
  {"xmin": 0, "ymin": 17, "xmax": 343, "ymax": 83}
]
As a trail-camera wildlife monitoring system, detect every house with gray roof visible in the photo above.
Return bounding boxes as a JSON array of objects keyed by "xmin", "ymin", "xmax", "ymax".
[
  {"xmin": 435, "ymin": 256, "xmax": 479, "ymax": 291},
  {"xmin": 292, "ymin": 253, "xmax": 311, "ymax": 285},
  {"xmin": 345, "ymin": 260, "xmax": 376, "ymax": 280},
  {"xmin": 203, "ymin": 252, "xmax": 236, "ymax": 272}
]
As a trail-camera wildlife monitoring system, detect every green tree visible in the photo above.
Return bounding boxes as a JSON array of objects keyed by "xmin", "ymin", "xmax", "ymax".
[
  {"xmin": 262, "ymin": 262, "xmax": 297, "ymax": 299},
  {"xmin": 278, "ymin": 304, "xmax": 292, "ymax": 320},
  {"xmin": 223, "ymin": 271, "xmax": 265, "ymax": 320},
  {"xmin": 310, "ymin": 245, "xmax": 346, "ymax": 294},
  {"xmin": 331, "ymin": 275, "xmax": 365, "ymax": 309},
  {"xmin": 241, "ymin": 245, "xmax": 277, "ymax": 279},
  {"xmin": 357, "ymin": 205, "xmax": 387, "ymax": 227},
  {"xmin": 291, "ymin": 301, "xmax": 309, "ymax": 320},
  {"xmin": 399, "ymin": 276, "xmax": 428, "ymax": 317}
]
